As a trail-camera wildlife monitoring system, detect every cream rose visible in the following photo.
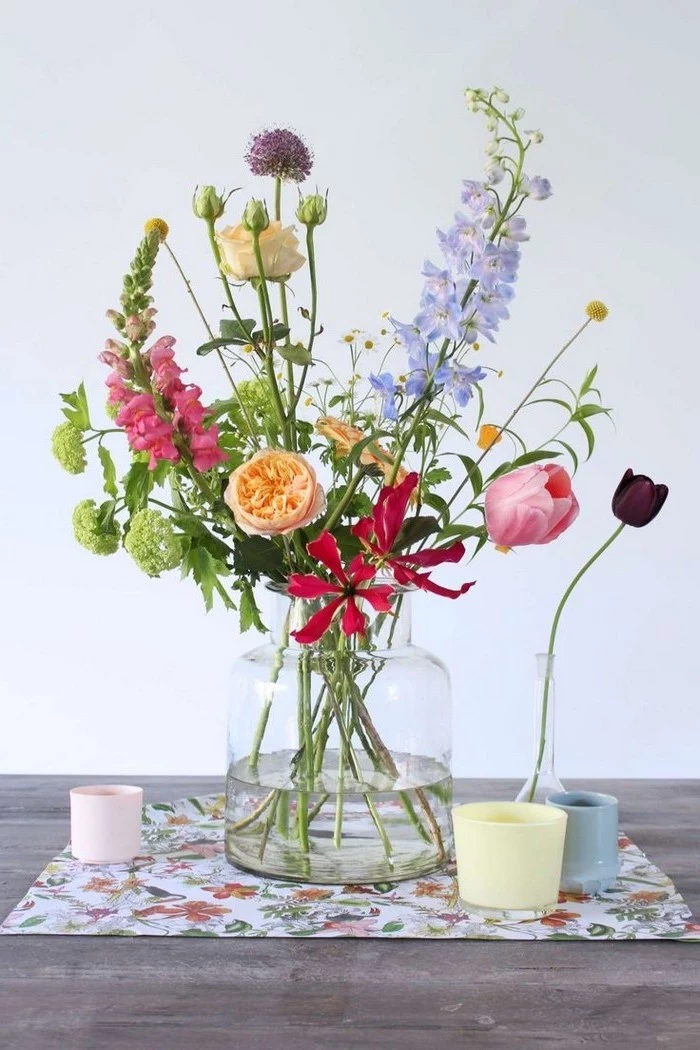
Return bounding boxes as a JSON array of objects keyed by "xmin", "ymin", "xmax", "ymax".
[
  {"xmin": 224, "ymin": 449, "xmax": 325, "ymax": 537},
  {"xmin": 216, "ymin": 221, "xmax": 306, "ymax": 281}
]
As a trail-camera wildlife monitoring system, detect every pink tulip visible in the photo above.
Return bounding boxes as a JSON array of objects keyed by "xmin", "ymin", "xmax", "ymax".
[{"xmin": 484, "ymin": 463, "xmax": 579, "ymax": 547}]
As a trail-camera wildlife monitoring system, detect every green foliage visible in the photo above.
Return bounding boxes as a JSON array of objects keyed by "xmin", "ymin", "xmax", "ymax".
[
  {"xmin": 97, "ymin": 445, "xmax": 118, "ymax": 498},
  {"xmin": 59, "ymin": 383, "xmax": 91, "ymax": 431},
  {"xmin": 52, "ymin": 422, "xmax": 86, "ymax": 475},
  {"xmin": 233, "ymin": 535, "xmax": 286, "ymax": 582},
  {"xmin": 181, "ymin": 541, "xmax": 234, "ymax": 612},
  {"xmin": 237, "ymin": 580, "xmax": 266, "ymax": 633},
  {"xmin": 120, "ymin": 231, "xmax": 160, "ymax": 317}
]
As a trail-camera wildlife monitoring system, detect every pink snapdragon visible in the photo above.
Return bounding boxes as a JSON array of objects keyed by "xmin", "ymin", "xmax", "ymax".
[
  {"xmin": 149, "ymin": 336, "xmax": 184, "ymax": 395},
  {"xmin": 116, "ymin": 393, "xmax": 179, "ymax": 470},
  {"xmin": 124, "ymin": 308, "xmax": 157, "ymax": 343},
  {"xmin": 189, "ymin": 424, "xmax": 227, "ymax": 471}
]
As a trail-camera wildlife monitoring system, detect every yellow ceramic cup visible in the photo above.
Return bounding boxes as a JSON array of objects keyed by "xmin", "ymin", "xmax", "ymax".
[{"xmin": 452, "ymin": 801, "xmax": 568, "ymax": 919}]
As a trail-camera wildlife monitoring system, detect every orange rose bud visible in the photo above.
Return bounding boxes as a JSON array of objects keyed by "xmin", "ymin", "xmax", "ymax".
[
  {"xmin": 315, "ymin": 416, "xmax": 410, "ymax": 489},
  {"xmin": 224, "ymin": 449, "xmax": 325, "ymax": 537},
  {"xmin": 477, "ymin": 424, "xmax": 503, "ymax": 451}
]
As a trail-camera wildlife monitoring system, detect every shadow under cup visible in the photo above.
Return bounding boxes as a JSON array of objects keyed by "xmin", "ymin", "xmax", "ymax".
[{"xmin": 452, "ymin": 801, "xmax": 568, "ymax": 921}]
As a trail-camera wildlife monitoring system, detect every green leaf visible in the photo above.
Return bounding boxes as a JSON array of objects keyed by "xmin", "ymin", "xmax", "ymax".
[
  {"xmin": 422, "ymin": 492, "xmax": 450, "ymax": 525},
  {"xmin": 438, "ymin": 523, "xmax": 487, "ymax": 543},
  {"xmin": 554, "ymin": 439, "xmax": 579, "ymax": 474},
  {"xmin": 426, "ymin": 409, "xmax": 469, "ymax": 439},
  {"xmin": 19, "ymin": 915, "xmax": 47, "ymax": 928},
  {"xmin": 393, "ymin": 515, "xmax": 440, "ymax": 551},
  {"xmin": 196, "ymin": 338, "xmax": 237, "ymax": 356},
  {"xmin": 580, "ymin": 364, "xmax": 598, "ymax": 397},
  {"xmin": 571, "ymin": 403, "xmax": 611, "ymax": 421},
  {"xmin": 509, "ymin": 449, "xmax": 562, "ymax": 468},
  {"xmin": 424, "ymin": 467, "xmax": 452, "ymax": 486},
  {"xmin": 345, "ymin": 432, "xmax": 392, "ymax": 468},
  {"xmin": 455, "ymin": 455, "xmax": 483, "ymax": 499},
  {"xmin": 578, "ymin": 418, "xmax": 595, "ymax": 459},
  {"xmin": 276, "ymin": 342, "xmax": 312, "ymax": 365},
  {"xmin": 333, "ymin": 525, "xmax": 362, "ymax": 561},
  {"xmin": 526, "ymin": 396, "xmax": 572, "ymax": 413},
  {"xmin": 60, "ymin": 382, "xmax": 91, "ymax": 430},
  {"xmin": 182, "ymin": 543, "xmax": 233, "ymax": 612},
  {"xmin": 123, "ymin": 461, "xmax": 155, "ymax": 513},
  {"xmin": 225, "ymin": 919, "xmax": 253, "ymax": 935},
  {"xmin": 382, "ymin": 920, "xmax": 405, "ymax": 933},
  {"xmin": 98, "ymin": 445, "xmax": 118, "ymax": 499},
  {"xmin": 239, "ymin": 580, "xmax": 266, "ymax": 634},
  {"xmin": 234, "ymin": 535, "xmax": 286, "ymax": 581},
  {"xmin": 220, "ymin": 318, "xmax": 256, "ymax": 341}
]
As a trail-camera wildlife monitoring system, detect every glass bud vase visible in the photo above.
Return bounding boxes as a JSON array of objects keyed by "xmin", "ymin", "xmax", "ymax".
[
  {"xmin": 225, "ymin": 584, "xmax": 453, "ymax": 884},
  {"xmin": 516, "ymin": 653, "xmax": 566, "ymax": 804}
]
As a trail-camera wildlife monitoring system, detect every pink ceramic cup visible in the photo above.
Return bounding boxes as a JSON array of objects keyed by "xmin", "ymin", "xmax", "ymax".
[{"xmin": 70, "ymin": 785, "xmax": 143, "ymax": 864}]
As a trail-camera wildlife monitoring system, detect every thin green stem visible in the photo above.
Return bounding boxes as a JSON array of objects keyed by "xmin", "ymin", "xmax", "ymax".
[
  {"xmin": 322, "ymin": 467, "xmax": 367, "ymax": 533},
  {"xmin": 205, "ymin": 221, "xmax": 247, "ymax": 329},
  {"xmin": 527, "ymin": 522, "xmax": 626, "ymax": 801}
]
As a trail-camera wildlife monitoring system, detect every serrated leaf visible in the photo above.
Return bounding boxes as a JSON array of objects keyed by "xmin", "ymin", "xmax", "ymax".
[
  {"xmin": 424, "ymin": 467, "xmax": 452, "ymax": 486},
  {"xmin": 233, "ymin": 535, "xmax": 286, "ymax": 581},
  {"xmin": 182, "ymin": 543, "xmax": 233, "ymax": 612},
  {"xmin": 98, "ymin": 444, "xmax": 118, "ymax": 498},
  {"xmin": 276, "ymin": 342, "xmax": 312, "ymax": 365},
  {"xmin": 60, "ymin": 382, "xmax": 91, "ymax": 430},
  {"xmin": 239, "ymin": 580, "xmax": 266, "ymax": 634},
  {"xmin": 123, "ymin": 461, "xmax": 154, "ymax": 513}
]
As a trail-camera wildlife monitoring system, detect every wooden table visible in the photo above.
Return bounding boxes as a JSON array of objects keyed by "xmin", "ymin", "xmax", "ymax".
[{"xmin": 1, "ymin": 777, "xmax": 698, "ymax": 1049}]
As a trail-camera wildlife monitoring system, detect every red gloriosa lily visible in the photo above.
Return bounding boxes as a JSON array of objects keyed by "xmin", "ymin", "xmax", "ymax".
[
  {"xmin": 352, "ymin": 471, "xmax": 475, "ymax": 599},
  {"xmin": 288, "ymin": 532, "xmax": 393, "ymax": 645}
]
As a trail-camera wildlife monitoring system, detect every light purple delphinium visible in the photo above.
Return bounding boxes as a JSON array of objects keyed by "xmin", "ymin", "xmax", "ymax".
[
  {"xmin": 369, "ymin": 372, "xmax": 399, "ymax": 420},
  {"xmin": 520, "ymin": 175, "xmax": 552, "ymax": 200},
  {"xmin": 449, "ymin": 363, "xmax": 487, "ymax": 407}
]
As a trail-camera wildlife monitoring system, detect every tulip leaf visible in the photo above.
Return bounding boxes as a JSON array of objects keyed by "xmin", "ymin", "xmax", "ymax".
[{"xmin": 276, "ymin": 342, "xmax": 312, "ymax": 365}]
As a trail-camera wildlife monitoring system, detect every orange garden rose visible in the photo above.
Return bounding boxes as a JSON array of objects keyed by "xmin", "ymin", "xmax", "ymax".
[
  {"xmin": 216, "ymin": 221, "xmax": 305, "ymax": 281},
  {"xmin": 316, "ymin": 416, "xmax": 409, "ymax": 487},
  {"xmin": 224, "ymin": 449, "xmax": 325, "ymax": 537}
]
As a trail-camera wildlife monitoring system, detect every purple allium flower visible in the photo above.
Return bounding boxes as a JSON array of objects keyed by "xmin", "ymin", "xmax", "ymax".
[
  {"xmin": 369, "ymin": 372, "xmax": 399, "ymax": 420},
  {"xmin": 471, "ymin": 244, "xmax": 520, "ymax": 288},
  {"xmin": 520, "ymin": 174, "xmax": 552, "ymax": 200},
  {"xmin": 448, "ymin": 363, "xmax": 487, "ymax": 407},
  {"xmin": 414, "ymin": 292, "xmax": 464, "ymax": 343},
  {"xmin": 245, "ymin": 128, "xmax": 313, "ymax": 182}
]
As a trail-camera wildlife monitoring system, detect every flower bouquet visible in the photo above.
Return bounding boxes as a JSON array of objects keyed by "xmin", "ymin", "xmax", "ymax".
[{"xmin": 53, "ymin": 87, "xmax": 612, "ymax": 882}]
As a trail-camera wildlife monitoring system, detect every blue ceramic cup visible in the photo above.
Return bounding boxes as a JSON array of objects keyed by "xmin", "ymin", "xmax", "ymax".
[{"xmin": 545, "ymin": 791, "xmax": 619, "ymax": 895}]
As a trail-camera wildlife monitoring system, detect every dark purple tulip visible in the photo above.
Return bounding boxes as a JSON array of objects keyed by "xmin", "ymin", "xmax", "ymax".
[{"xmin": 612, "ymin": 469, "xmax": 668, "ymax": 528}]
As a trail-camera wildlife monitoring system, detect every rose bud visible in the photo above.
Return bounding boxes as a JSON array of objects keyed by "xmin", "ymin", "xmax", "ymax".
[
  {"xmin": 612, "ymin": 469, "xmax": 668, "ymax": 528},
  {"xmin": 242, "ymin": 198, "xmax": 270, "ymax": 234},
  {"xmin": 192, "ymin": 185, "xmax": 226, "ymax": 222},
  {"xmin": 296, "ymin": 192, "xmax": 328, "ymax": 228}
]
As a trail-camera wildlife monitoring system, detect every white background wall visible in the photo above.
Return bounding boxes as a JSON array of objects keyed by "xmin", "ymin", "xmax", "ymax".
[{"xmin": 2, "ymin": 0, "xmax": 698, "ymax": 778}]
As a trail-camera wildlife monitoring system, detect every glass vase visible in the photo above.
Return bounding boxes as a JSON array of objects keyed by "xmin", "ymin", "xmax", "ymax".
[
  {"xmin": 515, "ymin": 653, "xmax": 566, "ymax": 804},
  {"xmin": 225, "ymin": 584, "xmax": 452, "ymax": 883}
]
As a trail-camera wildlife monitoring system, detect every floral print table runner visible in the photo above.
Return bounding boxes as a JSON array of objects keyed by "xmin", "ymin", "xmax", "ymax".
[{"xmin": 2, "ymin": 794, "xmax": 698, "ymax": 940}]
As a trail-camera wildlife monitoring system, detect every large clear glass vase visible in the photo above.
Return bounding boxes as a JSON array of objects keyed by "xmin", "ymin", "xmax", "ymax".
[{"xmin": 225, "ymin": 585, "xmax": 452, "ymax": 884}]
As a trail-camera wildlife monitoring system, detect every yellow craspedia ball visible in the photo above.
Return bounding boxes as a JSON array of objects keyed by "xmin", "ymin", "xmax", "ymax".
[
  {"xmin": 144, "ymin": 217, "xmax": 169, "ymax": 240},
  {"xmin": 586, "ymin": 300, "xmax": 608, "ymax": 322}
]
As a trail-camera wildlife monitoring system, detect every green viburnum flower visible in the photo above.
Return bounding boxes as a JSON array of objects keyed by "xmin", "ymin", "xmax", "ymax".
[
  {"xmin": 104, "ymin": 399, "xmax": 120, "ymax": 421},
  {"xmin": 72, "ymin": 500, "xmax": 121, "ymax": 556},
  {"xmin": 124, "ymin": 509, "xmax": 181, "ymax": 577},
  {"xmin": 237, "ymin": 377, "xmax": 278, "ymax": 432},
  {"xmin": 52, "ymin": 422, "xmax": 87, "ymax": 475}
]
